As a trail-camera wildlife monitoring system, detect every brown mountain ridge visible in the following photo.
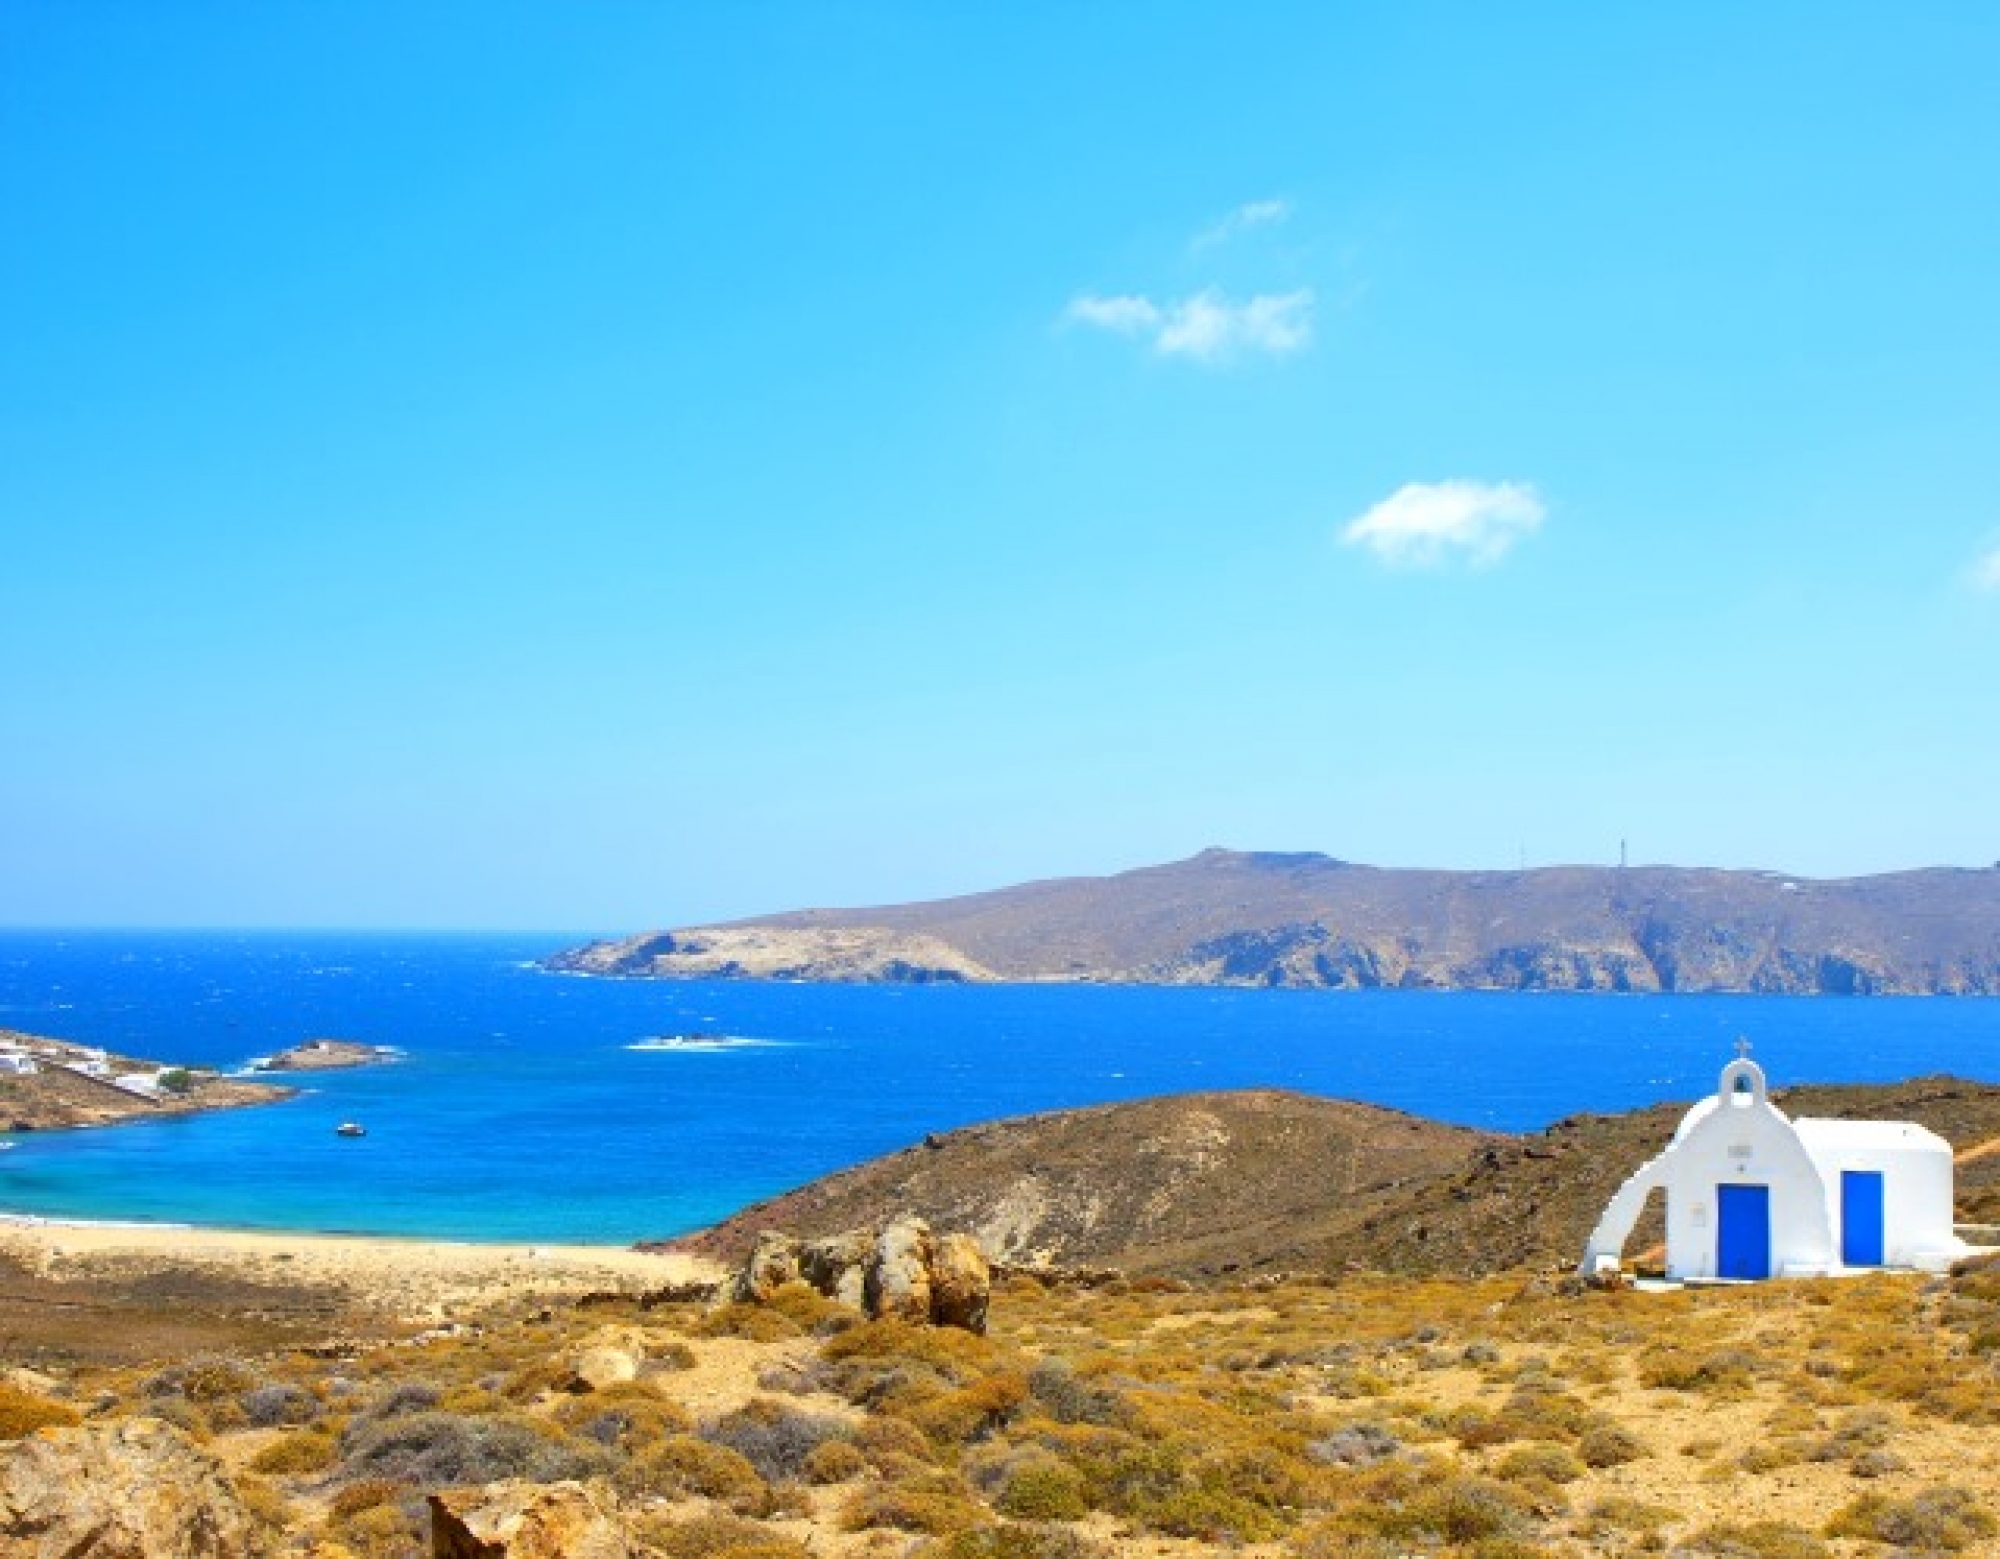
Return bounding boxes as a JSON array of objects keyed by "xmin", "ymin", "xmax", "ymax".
[{"xmin": 550, "ymin": 848, "xmax": 2000, "ymax": 994}]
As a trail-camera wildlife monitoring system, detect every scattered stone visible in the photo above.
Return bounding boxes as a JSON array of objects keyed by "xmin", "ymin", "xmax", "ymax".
[
  {"xmin": 428, "ymin": 1481, "xmax": 631, "ymax": 1559},
  {"xmin": 0, "ymin": 1416, "xmax": 258, "ymax": 1557},
  {"xmin": 560, "ymin": 1327, "xmax": 649, "ymax": 1393}
]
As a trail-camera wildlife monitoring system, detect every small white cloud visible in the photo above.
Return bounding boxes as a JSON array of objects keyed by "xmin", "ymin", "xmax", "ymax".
[
  {"xmin": 1062, "ymin": 294, "xmax": 1161, "ymax": 336},
  {"xmin": 1064, "ymin": 287, "xmax": 1313, "ymax": 363},
  {"xmin": 1340, "ymin": 480, "xmax": 1546, "ymax": 569},
  {"xmin": 1193, "ymin": 198, "xmax": 1291, "ymax": 249},
  {"xmin": 1970, "ymin": 543, "xmax": 2000, "ymax": 592}
]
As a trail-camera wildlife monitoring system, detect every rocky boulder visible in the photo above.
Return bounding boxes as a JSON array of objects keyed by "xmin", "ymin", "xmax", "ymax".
[
  {"xmin": 0, "ymin": 1416, "xmax": 260, "ymax": 1557},
  {"xmin": 731, "ymin": 1217, "xmax": 990, "ymax": 1332},
  {"xmin": 428, "ymin": 1481, "xmax": 631, "ymax": 1559},
  {"xmin": 558, "ymin": 1326, "xmax": 652, "ymax": 1394}
]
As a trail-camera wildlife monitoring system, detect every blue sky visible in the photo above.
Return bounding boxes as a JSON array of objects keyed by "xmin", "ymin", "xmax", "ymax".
[{"xmin": 3, "ymin": 4, "xmax": 1997, "ymax": 929}]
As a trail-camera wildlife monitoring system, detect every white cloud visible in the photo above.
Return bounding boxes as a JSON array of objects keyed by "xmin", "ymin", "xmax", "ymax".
[
  {"xmin": 1340, "ymin": 480, "xmax": 1546, "ymax": 569},
  {"xmin": 1062, "ymin": 294, "xmax": 1161, "ymax": 336},
  {"xmin": 1970, "ymin": 543, "xmax": 2000, "ymax": 592},
  {"xmin": 1193, "ymin": 198, "xmax": 1291, "ymax": 249},
  {"xmin": 1064, "ymin": 287, "xmax": 1314, "ymax": 363}
]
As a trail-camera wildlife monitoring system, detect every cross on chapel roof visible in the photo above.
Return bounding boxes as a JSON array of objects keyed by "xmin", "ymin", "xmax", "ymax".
[{"xmin": 1734, "ymin": 1037, "xmax": 1754, "ymax": 1060}]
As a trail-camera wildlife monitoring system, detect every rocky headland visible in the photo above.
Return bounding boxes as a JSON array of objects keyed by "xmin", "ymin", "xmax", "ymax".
[
  {"xmin": 0, "ymin": 1029, "xmax": 291, "ymax": 1133},
  {"xmin": 547, "ymin": 848, "xmax": 2000, "ymax": 994}
]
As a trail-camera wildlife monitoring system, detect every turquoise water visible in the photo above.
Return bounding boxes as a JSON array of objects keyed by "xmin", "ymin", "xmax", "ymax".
[{"xmin": 4, "ymin": 930, "xmax": 1999, "ymax": 1243}]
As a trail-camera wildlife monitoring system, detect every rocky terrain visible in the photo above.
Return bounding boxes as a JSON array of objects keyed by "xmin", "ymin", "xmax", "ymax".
[
  {"xmin": 548, "ymin": 848, "xmax": 2000, "ymax": 994},
  {"xmin": 8, "ymin": 1081, "xmax": 2000, "ymax": 1555},
  {"xmin": 672, "ymin": 1079, "xmax": 2000, "ymax": 1281},
  {"xmin": 0, "ymin": 1029, "xmax": 291, "ymax": 1133}
]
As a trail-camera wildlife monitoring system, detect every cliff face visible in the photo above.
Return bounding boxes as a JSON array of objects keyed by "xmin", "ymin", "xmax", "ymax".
[{"xmin": 546, "ymin": 851, "xmax": 2000, "ymax": 994}]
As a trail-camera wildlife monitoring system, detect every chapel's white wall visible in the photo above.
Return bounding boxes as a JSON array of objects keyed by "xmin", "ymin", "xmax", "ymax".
[
  {"xmin": 1662, "ymin": 1092, "xmax": 1832, "ymax": 1280},
  {"xmin": 1796, "ymin": 1133, "xmax": 1959, "ymax": 1268}
]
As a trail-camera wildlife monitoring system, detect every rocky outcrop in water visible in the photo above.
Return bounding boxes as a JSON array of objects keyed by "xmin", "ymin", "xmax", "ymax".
[
  {"xmin": 547, "ymin": 851, "xmax": 2000, "ymax": 994},
  {"xmin": 261, "ymin": 1039, "xmax": 397, "ymax": 1072}
]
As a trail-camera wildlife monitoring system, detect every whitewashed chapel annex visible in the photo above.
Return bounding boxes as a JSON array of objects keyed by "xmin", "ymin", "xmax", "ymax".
[{"xmin": 1583, "ymin": 1045, "xmax": 1964, "ymax": 1282}]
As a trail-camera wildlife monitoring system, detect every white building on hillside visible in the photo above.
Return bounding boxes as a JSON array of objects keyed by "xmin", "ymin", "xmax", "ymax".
[{"xmin": 1583, "ymin": 1046, "xmax": 1964, "ymax": 1281}]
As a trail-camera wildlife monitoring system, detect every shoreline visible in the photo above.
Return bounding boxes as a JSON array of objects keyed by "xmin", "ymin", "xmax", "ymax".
[{"xmin": 0, "ymin": 1214, "xmax": 726, "ymax": 1331}]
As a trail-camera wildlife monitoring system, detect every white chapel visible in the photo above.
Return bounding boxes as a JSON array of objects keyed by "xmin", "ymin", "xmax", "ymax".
[{"xmin": 1583, "ymin": 1046, "xmax": 1964, "ymax": 1282}]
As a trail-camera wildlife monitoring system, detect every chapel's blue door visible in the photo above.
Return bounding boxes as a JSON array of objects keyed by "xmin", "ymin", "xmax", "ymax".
[
  {"xmin": 1716, "ymin": 1183, "xmax": 1770, "ymax": 1279},
  {"xmin": 1842, "ymin": 1170, "xmax": 1885, "ymax": 1267}
]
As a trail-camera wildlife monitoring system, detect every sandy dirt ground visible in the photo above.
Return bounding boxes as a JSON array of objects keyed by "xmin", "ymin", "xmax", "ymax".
[{"xmin": 0, "ymin": 1217, "xmax": 727, "ymax": 1366}]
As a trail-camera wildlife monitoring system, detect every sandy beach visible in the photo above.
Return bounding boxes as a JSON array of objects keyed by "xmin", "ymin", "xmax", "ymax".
[{"xmin": 0, "ymin": 1216, "xmax": 726, "ymax": 1366}]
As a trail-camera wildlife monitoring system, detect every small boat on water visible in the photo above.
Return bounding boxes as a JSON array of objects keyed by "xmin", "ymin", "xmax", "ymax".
[{"xmin": 335, "ymin": 1122, "xmax": 366, "ymax": 1138}]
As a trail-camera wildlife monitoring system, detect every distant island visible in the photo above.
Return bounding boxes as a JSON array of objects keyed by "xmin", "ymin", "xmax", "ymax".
[
  {"xmin": 258, "ymin": 1038, "xmax": 398, "ymax": 1072},
  {"xmin": 547, "ymin": 848, "xmax": 2000, "ymax": 994}
]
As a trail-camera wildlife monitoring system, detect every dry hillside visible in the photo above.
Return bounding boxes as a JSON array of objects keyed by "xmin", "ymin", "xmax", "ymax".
[
  {"xmin": 549, "ymin": 849, "xmax": 2000, "ymax": 993},
  {"xmin": 671, "ymin": 1079, "xmax": 2000, "ymax": 1281}
]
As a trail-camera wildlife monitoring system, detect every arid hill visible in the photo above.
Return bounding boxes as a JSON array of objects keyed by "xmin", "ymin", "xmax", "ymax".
[
  {"xmin": 667, "ymin": 1078, "xmax": 2000, "ymax": 1281},
  {"xmin": 549, "ymin": 848, "xmax": 2000, "ymax": 993}
]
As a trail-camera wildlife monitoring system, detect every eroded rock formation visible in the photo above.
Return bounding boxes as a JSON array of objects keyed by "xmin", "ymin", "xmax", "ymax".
[{"xmin": 732, "ymin": 1217, "xmax": 991, "ymax": 1332}]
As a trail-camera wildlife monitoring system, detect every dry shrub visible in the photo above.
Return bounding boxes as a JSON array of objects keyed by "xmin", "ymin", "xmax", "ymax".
[
  {"xmin": 617, "ymin": 1434, "xmax": 775, "ymax": 1515},
  {"xmin": 327, "ymin": 1477, "xmax": 406, "ymax": 1519},
  {"xmin": 841, "ymin": 1483, "xmax": 984, "ymax": 1535},
  {"xmin": 1357, "ymin": 1473, "xmax": 1532, "ymax": 1546},
  {"xmin": 1576, "ymin": 1422, "xmax": 1647, "ymax": 1467},
  {"xmin": 1578, "ymin": 1494, "xmax": 1673, "ymax": 1538},
  {"xmin": 701, "ymin": 1396, "xmax": 848, "ymax": 1483},
  {"xmin": 1826, "ymin": 1485, "xmax": 1997, "ymax": 1550},
  {"xmin": 699, "ymin": 1303, "xmax": 805, "ymax": 1342},
  {"xmin": 233, "ymin": 1471, "xmax": 293, "ymax": 1537},
  {"xmin": 1306, "ymin": 1422, "xmax": 1399, "ymax": 1467},
  {"xmin": 1677, "ymin": 1520, "xmax": 1828, "ymax": 1558},
  {"xmin": 1493, "ymin": 1441, "xmax": 1583, "ymax": 1486},
  {"xmin": 918, "ymin": 1524, "xmax": 1109, "ymax": 1559},
  {"xmin": 995, "ymin": 1459, "xmax": 1089, "ymax": 1522},
  {"xmin": 850, "ymin": 1414, "xmax": 938, "ymax": 1469},
  {"xmin": 239, "ymin": 1381, "xmax": 318, "ymax": 1427},
  {"xmin": 906, "ymin": 1372, "xmax": 1030, "ymax": 1447},
  {"xmin": 551, "ymin": 1389, "xmax": 692, "ymax": 1454},
  {"xmin": 340, "ymin": 1408, "xmax": 609, "ymax": 1487},
  {"xmin": 249, "ymin": 1427, "xmax": 339, "ymax": 1475},
  {"xmin": 145, "ymin": 1355, "xmax": 257, "ymax": 1403},
  {"xmin": 803, "ymin": 1438, "xmax": 869, "ymax": 1483},
  {"xmin": 0, "ymin": 1383, "xmax": 79, "ymax": 1440},
  {"xmin": 1025, "ymin": 1357, "xmax": 1127, "ymax": 1428},
  {"xmin": 1638, "ymin": 1346, "xmax": 1759, "ymax": 1394},
  {"xmin": 634, "ymin": 1510, "xmax": 812, "ymax": 1559}
]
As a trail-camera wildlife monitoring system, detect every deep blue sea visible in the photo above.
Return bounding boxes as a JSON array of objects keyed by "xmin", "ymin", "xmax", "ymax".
[{"xmin": 3, "ymin": 930, "xmax": 1999, "ymax": 1244}]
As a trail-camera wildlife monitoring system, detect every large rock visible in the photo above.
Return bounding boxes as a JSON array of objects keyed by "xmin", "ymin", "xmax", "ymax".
[
  {"xmin": 929, "ymin": 1231, "xmax": 992, "ymax": 1333},
  {"xmin": 559, "ymin": 1326, "xmax": 651, "ymax": 1394},
  {"xmin": 799, "ymin": 1230, "xmax": 873, "ymax": 1310},
  {"xmin": 731, "ymin": 1217, "xmax": 991, "ymax": 1333},
  {"xmin": 0, "ymin": 1416, "xmax": 260, "ymax": 1557},
  {"xmin": 731, "ymin": 1231, "xmax": 802, "ymax": 1303},
  {"xmin": 867, "ymin": 1217, "xmax": 936, "ymax": 1325},
  {"xmin": 428, "ymin": 1481, "xmax": 630, "ymax": 1559}
]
